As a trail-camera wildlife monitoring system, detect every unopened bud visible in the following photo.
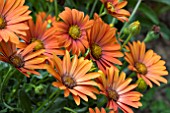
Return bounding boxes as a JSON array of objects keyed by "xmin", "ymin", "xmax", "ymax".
[
  {"xmin": 136, "ymin": 78, "xmax": 147, "ymax": 92},
  {"xmin": 35, "ymin": 84, "xmax": 45, "ymax": 95},
  {"xmin": 128, "ymin": 21, "xmax": 141, "ymax": 35},
  {"xmin": 144, "ymin": 31, "xmax": 159, "ymax": 43},
  {"xmin": 152, "ymin": 25, "xmax": 160, "ymax": 34}
]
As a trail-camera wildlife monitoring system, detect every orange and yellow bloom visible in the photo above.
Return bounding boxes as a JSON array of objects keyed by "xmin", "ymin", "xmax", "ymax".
[
  {"xmin": 88, "ymin": 17, "xmax": 123, "ymax": 73},
  {"xmin": 98, "ymin": 67, "xmax": 142, "ymax": 113},
  {"xmin": 0, "ymin": 41, "xmax": 47, "ymax": 77},
  {"xmin": 46, "ymin": 50, "xmax": 101, "ymax": 105},
  {"xmin": 0, "ymin": 0, "xmax": 31, "ymax": 44},
  {"xmin": 17, "ymin": 14, "xmax": 63, "ymax": 58},
  {"xmin": 100, "ymin": 0, "xmax": 130, "ymax": 22},
  {"xmin": 125, "ymin": 41, "xmax": 168, "ymax": 87},
  {"xmin": 89, "ymin": 107, "xmax": 115, "ymax": 113},
  {"xmin": 54, "ymin": 7, "xmax": 93, "ymax": 55}
]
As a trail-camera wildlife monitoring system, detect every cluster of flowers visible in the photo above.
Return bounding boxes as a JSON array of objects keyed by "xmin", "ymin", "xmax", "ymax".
[{"xmin": 0, "ymin": 0, "xmax": 168, "ymax": 113}]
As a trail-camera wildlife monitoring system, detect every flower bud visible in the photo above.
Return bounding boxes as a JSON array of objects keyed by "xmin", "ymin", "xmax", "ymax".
[
  {"xmin": 128, "ymin": 21, "xmax": 141, "ymax": 35},
  {"xmin": 136, "ymin": 78, "xmax": 147, "ymax": 92},
  {"xmin": 144, "ymin": 31, "xmax": 159, "ymax": 43},
  {"xmin": 35, "ymin": 84, "xmax": 45, "ymax": 95}
]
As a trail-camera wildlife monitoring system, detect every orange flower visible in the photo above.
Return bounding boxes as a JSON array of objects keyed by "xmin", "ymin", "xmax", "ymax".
[
  {"xmin": 17, "ymin": 14, "xmax": 63, "ymax": 58},
  {"xmin": 98, "ymin": 67, "xmax": 143, "ymax": 113},
  {"xmin": 125, "ymin": 41, "xmax": 168, "ymax": 87},
  {"xmin": 88, "ymin": 17, "xmax": 123, "ymax": 73},
  {"xmin": 0, "ymin": 41, "xmax": 48, "ymax": 77},
  {"xmin": 89, "ymin": 107, "xmax": 115, "ymax": 113},
  {"xmin": 54, "ymin": 7, "xmax": 93, "ymax": 55},
  {"xmin": 38, "ymin": 12, "xmax": 57, "ymax": 27},
  {"xmin": 100, "ymin": 0, "xmax": 130, "ymax": 22},
  {"xmin": 46, "ymin": 50, "xmax": 100, "ymax": 105},
  {"xmin": 0, "ymin": 0, "xmax": 31, "ymax": 44}
]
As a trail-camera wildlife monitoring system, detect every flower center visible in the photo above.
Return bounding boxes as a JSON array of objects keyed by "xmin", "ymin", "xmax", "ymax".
[
  {"xmin": 31, "ymin": 38, "xmax": 44, "ymax": 50},
  {"xmin": 91, "ymin": 43, "xmax": 102, "ymax": 60},
  {"xmin": 62, "ymin": 75, "xmax": 76, "ymax": 89},
  {"xmin": 106, "ymin": 2, "xmax": 115, "ymax": 12},
  {"xmin": 107, "ymin": 88, "xmax": 119, "ymax": 101},
  {"xmin": 135, "ymin": 62, "xmax": 147, "ymax": 75},
  {"xmin": 9, "ymin": 54, "xmax": 24, "ymax": 68},
  {"xmin": 0, "ymin": 16, "xmax": 6, "ymax": 29},
  {"xmin": 69, "ymin": 25, "xmax": 81, "ymax": 40}
]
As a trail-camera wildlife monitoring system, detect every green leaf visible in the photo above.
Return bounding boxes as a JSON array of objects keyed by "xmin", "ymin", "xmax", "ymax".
[
  {"xmin": 160, "ymin": 22, "xmax": 170, "ymax": 40},
  {"xmin": 138, "ymin": 3, "xmax": 159, "ymax": 24},
  {"xmin": 152, "ymin": 0, "xmax": 170, "ymax": 6},
  {"xmin": 18, "ymin": 89, "xmax": 32, "ymax": 113}
]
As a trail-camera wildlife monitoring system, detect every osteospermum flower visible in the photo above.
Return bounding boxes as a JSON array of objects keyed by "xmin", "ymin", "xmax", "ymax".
[
  {"xmin": 0, "ymin": 0, "xmax": 31, "ymax": 44},
  {"xmin": 98, "ymin": 67, "xmax": 143, "ymax": 113},
  {"xmin": 17, "ymin": 14, "xmax": 63, "ymax": 58},
  {"xmin": 0, "ymin": 41, "xmax": 48, "ymax": 77},
  {"xmin": 54, "ymin": 7, "xmax": 93, "ymax": 55},
  {"xmin": 88, "ymin": 17, "xmax": 123, "ymax": 73},
  {"xmin": 38, "ymin": 12, "xmax": 57, "ymax": 27},
  {"xmin": 46, "ymin": 50, "xmax": 100, "ymax": 105},
  {"xmin": 100, "ymin": 0, "xmax": 130, "ymax": 22},
  {"xmin": 125, "ymin": 41, "xmax": 168, "ymax": 88},
  {"xmin": 89, "ymin": 107, "xmax": 115, "ymax": 113}
]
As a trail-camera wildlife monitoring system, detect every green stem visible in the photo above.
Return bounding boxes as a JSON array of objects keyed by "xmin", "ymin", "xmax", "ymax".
[
  {"xmin": 119, "ymin": 0, "xmax": 142, "ymax": 36},
  {"xmin": 90, "ymin": 0, "xmax": 98, "ymax": 18},
  {"xmin": 0, "ymin": 67, "xmax": 19, "ymax": 111},
  {"xmin": 34, "ymin": 89, "xmax": 61, "ymax": 113},
  {"xmin": 64, "ymin": 107, "xmax": 77, "ymax": 113},
  {"xmin": 54, "ymin": 0, "xmax": 59, "ymax": 18},
  {"xmin": 99, "ymin": 11, "xmax": 107, "ymax": 17},
  {"xmin": 99, "ymin": 4, "xmax": 104, "ymax": 15},
  {"xmin": 121, "ymin": 33, "xmax": 133, "ymax": 49},
  {"xmin": 42, "ymin": 89, "xmax": 61, "ymax": 113}
]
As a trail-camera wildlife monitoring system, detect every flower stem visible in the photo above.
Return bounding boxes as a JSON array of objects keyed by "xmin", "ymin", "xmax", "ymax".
[
  {"xmin": 121, "ymin": 33, "xmax": 133, "ymax": 49},
  {"xmin": 119, "ymin": 0, "xmax": 142, "ymax": 36},
  {"xmin": 99, "ymin": 4, "xmax": 104, "ymax": 15},
  {"xmin": 90, "ymin": 0, "xmax": 98, "ymax": 18},
  {"xmin": 64, "ymin": 107, "xmax": 77, "ymax": 113},
  {"xmin": 54, "ymin": 0, "xmax": 59, "ymax": 17}
]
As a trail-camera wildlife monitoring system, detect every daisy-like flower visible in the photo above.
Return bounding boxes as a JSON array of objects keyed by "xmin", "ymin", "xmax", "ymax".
[
  {"xmin": 38, "ymin": 12, "xmax": 57, "ymax": 27},
  {"xmin": 88, "ymin": 17, "xmax": 123, "ymax": 73},
  {"xmin": 89, "ymin": 107, "xmax": 115, "ymax": 113},
  {"xmin": 0, "ymin": 0, "xmax": 31, "ymax": 44},
  {"xmin": 100, "ymin": 0, "xmax": 130, "ymax": 22},
  {"xmin": 46, "ymin": 50, "xmax": 100, "ymax": 105},
  {"xmin": 125, "ymin": 41, "xmax": 168, "ymax": 88},
  {"xmin": 98, "ymin": 67, "xmax": 143, "ymax": 113},
  {"xmin": 54, "ymin": 7, "xmax": 93, "ymax": 55},
  {"xmin": 0, "ymin": 40, "xmax": 48, "ymax": 77},
  {"xmin": 17, "ymin": 14, "xmax": 63, "ymax": 58}
]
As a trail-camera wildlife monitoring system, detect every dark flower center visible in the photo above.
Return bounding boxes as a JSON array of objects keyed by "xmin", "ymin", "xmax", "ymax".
[
  {"xmin": 135, "ymin": 62, "xmax": 147, "ymax": 75},
  {"xmin": 9, "ymin": 54, "xmax": 24, "ymax": 68},
  {"xmin": 69, "ymin": 25, "xmax": 81, "ymax": 39},
  {"xmin": 31, "ymin": 38, "xmax": 44, "ymax": 50},
  {"xmin": 62, "ymin": 75, "xmax": 76, "ymax": 89},
  {"xmin": 91, "ymin": 43, "xmax": 102, "ymax": 60},
  {"xmin": 107, "ymin": 88, "xmax": 119, "ymax": 101},
  {"xmin": 0, "ymin": 16, "xmax": 6, "ymax": 29}
]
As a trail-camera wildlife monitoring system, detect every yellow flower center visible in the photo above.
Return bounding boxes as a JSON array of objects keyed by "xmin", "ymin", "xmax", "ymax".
[
  {"xmin": 135, "ymin": 62, "xmax": 147, "ymax": 75},
  {"xmin": 91, "ymin": 43, "xmax": 102, "ymax": 60},
  {"xmin": 106, "ymin": 2, "xmax": 115, "ymax": 12},
  {"xmin": 107, "ymin": 88, "xmax": 119, "ymax": 101},
  {"xmin": 9, "ymin": 54, "xmax": 24, "ymax": 68},
  {"xmin": 31, "ymin": 38, "xmax": 44, "ymax": 50},
  {"xmin": 0, "ymin": 16, "xmax": 6, "ymax": 29},
  {"xmin": 62, "ymin": 75, "xmax": 76, "ymax": 88},
  {"xmin": 69, "ymin": 25, "xmax": 81, "ymax": 40}
]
